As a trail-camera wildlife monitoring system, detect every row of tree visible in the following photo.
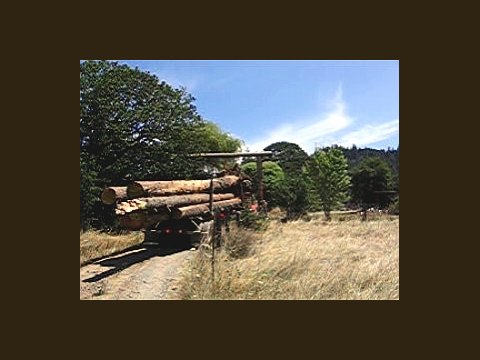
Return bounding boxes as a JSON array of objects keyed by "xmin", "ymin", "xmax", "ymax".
[{"xmin": 241, "ymin": 141, "xmax": 399, "ymax": 220}]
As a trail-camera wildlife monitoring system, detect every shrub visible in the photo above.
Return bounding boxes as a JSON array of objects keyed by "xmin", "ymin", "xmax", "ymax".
[
  {"xmin": 388, "ymin": 196, "xmax": 399, "ymax": 215},
  {"xmin": 238, "ymin": 210, "xmax": 269, "ymax": 231}
]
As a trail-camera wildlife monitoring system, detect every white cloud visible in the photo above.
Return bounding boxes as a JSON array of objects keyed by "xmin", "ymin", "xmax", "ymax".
[
  {"xmin": 245, "ymin": 85, "xmax": 399, "ymax": 153},
  {"xmin": 335, "ymin": 120, "xmax": 399, "ymax": 148},
  {"xmin": 245, "ymin": 86, "xmax": 352, "ymax": 153}
]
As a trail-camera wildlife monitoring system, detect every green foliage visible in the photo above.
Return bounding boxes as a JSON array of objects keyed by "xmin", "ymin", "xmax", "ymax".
[
  {"xmin": 351, "ymin": 156, "xmax": 394, "ymax": 209},
  {"xmin": 276, "ymin": 173, "xmax": 312, "ymax": 220},
  {"xmin": 81, "ymin": 61, "xmax": 206, "ymax": 181},
  {"xmin": 323, "ymin": 145, "xmax": 399, "ymax": 186},
  {"xmin": 80, "ymin": 60, "xmax": 242, "ymax": 229},
  {"xmin": 195, "ymin": 121, "xmax": 243, "ymax": 171},
  {"xmin": 240, "ymin": 161, "xmax": 285, "ymax": 207},
  {"xmin": 263, "ymin": 141, "xmax": 309, "ymax": 176},
  {"xmin": 388, "ymin": 195, "xmax": 399, "ymax": 215},
  {"xmin": 197, "ymin": 121, "xmax": 242, "ymax": 153},
  {"xmin": 392, "ymin": 171, "xmax": 399, "ymax": 192},
  {"xmin": 238, "ymin": 210, "xmax": 269, "ymax": 231},
  {"xmin": 309, "ymin": 147, "xmax": 351, "ymax": 219},
  {"xmin": 80, "ymin": 154, "xmax": 98, "ymax": 230},
  {"xmin": 261, "ymin": 142, "xmax": 314, "ymax": 219}
]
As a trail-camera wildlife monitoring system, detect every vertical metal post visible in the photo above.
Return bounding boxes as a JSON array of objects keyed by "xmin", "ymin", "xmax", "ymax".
[
  {"xmin": 256, "ymin": 156, "xmax": 264, "ymax": 202},
  {"xmin": 209, "ymin": 177, "xmax": 214, "ymax": 213},
  {"xmin": 209, "ymin": 176, "xmax": 215, "ymax": 284}
]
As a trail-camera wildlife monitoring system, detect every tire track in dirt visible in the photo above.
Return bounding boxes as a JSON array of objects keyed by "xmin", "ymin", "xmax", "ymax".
[{"xmin": 80, "ymin": 245, "xmax": 195, "ymax": 300}]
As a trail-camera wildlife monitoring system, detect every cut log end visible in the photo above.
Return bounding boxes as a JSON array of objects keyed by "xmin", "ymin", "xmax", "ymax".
[
  {"xmin": 101, "ymin": 186, "xmax": 127, "ymax": 205},
  {"xmin": 126, "ymin": 183, "xmax": 145, "ymax": 199},
  {"xmin": 101, "ymin": 189, "xmax": 117, "ymax": 205},
  {"xmin": 118, "ymin": 212, "xmax": 169, "ymax": 230}
]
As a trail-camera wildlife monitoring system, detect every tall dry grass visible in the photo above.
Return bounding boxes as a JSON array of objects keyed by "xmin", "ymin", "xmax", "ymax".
[
  {"xmin": 80, "ymin": 231, "xmax": 144, "ymax": 266},
  {"xmin": 178, "ymin": 217, "xmax": 399, "ymax": 300}
]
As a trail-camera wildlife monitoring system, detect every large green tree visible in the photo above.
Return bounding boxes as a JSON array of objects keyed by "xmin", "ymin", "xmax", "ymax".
[
  {"xmin": 276, "ymin": 172, "xmax": 312, "ymax": 219},
  {"xmin": 197, "ymin": 122, "xmax": 242, "ymax": 153},
  {"xmin": 262, "ymin": 142, "xmax": 313, "ymax": 219},
  {"xmin": 195, "ymin": 121, "xmax": 243, "ymax": 174},
  {"xmin": 80, "ymin": 60, "xmax": 241, "ymax": 229},
  {"xmin": 81, "ymin": 60, "xmax": 206, "ymax": 183},
  {"xmin": 309, "ymin": 147, "xmax": 351, "ymax": 220},
  {"xmin": 335, "ymin": 145, "xmax": 399, "ymax": 183},
  {"xmin": 241, "ymin": 161, "xmax": 285, "ymax": 207},
  {"xmin": 80, "ymin": 153, "xmax": 98, "ymax": 229},
  {"xmin": 263, "ymin": 141, "xmax": 309, "ymax": 176},
  {"xmin": 351, "ymin": 156, "xmax": 394, "ymax": 210}
]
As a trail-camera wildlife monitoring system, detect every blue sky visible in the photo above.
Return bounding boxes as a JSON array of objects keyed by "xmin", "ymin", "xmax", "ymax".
[{"xmin": 115, "ymin": 60, "xmax": 399, "ymax": 153}]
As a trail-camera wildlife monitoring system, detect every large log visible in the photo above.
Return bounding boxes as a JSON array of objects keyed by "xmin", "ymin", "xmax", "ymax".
[
  {"xmin": 101, "ymin": 186, "xmax": 127, "ymax": 205},
  {"xmin": 172, "ymin": 198, "xmax": 242, "ymax": 219},
  {"xmin": 127, "ymin": 175, "xmax": 240, "ymax": 198},
  {"xmin": 116, "ymin": 193, "xmax": 235, "ymax": 215},
  {"xmin": 118, "ymin": 212, "xmax": 170, "ymax": 231}
]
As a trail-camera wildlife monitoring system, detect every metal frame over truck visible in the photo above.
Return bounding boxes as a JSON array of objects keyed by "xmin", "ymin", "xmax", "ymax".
[{"xmin": 142, "ymin": 151, "xmax": 272, "ymax": 246}]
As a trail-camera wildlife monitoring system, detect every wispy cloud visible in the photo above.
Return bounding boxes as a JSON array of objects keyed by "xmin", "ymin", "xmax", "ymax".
[
  {"xmin": 335, "ymin": 120, "xmax": 399, "ymax": 148},
  {"xmin": 245, "ymin": 86, "xmax": 353, "ymax": 153}
]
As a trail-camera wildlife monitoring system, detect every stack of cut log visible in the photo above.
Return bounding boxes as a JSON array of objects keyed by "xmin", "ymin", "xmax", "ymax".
[{"xmin": 100, "ymin": 175, "xmax": 245, "ymax": 230}]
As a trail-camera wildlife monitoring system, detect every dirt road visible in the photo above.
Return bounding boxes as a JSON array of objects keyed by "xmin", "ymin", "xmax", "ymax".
[{"xmin": 80, "ymin": 244, "xmax": 195, "ymax": 300}]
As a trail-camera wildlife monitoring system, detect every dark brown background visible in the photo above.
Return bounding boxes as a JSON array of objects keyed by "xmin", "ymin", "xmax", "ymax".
[{"xmin": 6, "ymin": 1, "xmax": 472, "ymax": 356}]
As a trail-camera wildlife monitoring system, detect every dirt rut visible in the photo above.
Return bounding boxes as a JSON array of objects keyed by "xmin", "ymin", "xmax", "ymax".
[{"xmin": 80, "ymin": 245, "xmax": 194, "ymax": 300}]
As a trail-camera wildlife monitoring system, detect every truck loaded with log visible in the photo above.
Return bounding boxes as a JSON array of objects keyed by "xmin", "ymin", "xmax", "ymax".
[
  {"xmin": 101, "ymin": 174, "xmax": 255, "ymax": 245},
  {"xmin": 100, "ymin": 152, "xmax": 271, "ymax": 246}
]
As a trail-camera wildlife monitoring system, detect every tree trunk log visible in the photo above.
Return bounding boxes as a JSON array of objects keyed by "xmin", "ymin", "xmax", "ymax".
[
  {"xmin": 116, "ymin": 193, "xmax": 235, "ymax": 214},
  {"xmin": 172, "ymin": 198, "xmax": 242, "ymax": 219},
  {"xmin": 127, "ymin": 175, "xmax": 240, "ymax": 198},
  {"xmin": 118, "ymin": 212, "xmax": 170, "ymax": 231},
  {"xmin": 100, "ymin": 186, "xmax": 127, "ymax": 205}
]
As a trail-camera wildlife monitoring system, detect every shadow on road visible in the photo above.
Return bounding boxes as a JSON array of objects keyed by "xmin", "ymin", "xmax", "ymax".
[{"xmin": 82, "ymin": 239, "xmax": 192, "ymax": 283}]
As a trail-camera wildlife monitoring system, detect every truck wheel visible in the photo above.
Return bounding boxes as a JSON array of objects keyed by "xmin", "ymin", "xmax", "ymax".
[{"xmin": 143, "ymin": 230, "xmax": 160, "ymax": 244}]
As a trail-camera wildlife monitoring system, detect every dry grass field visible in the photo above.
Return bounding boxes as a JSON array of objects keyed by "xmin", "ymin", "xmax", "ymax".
[
  {"xmin": 178, "ymin": 216, "xmax": 399, "ymax": 300},
  {"xmin": 80, "ymin": 231, "xmax": 144, "ymax": 266}
]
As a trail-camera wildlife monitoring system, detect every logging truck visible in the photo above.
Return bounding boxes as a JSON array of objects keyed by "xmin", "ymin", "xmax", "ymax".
[
  {"xmin": 140, "ymin": 183, "xmax": 255, "ymax": 246},
  {"xmin": 102, "ymin": 175, "xmax": 259, "ymax": 246},
  {"xmin": 100, "ymin": 152, "xmax": 271, "ymax": 246}
]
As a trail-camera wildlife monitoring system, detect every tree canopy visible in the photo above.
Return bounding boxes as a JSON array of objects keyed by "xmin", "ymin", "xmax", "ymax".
[
  {"xmin": 309, "ymin": 147, "xmax": 351, "ymax": 219},
  {"xmin": 322, "ymin": 145, "xmax": 399, "ymax": 184},
  {"xmin": 351, "ymin": 156, "xmax": 394, "ymax": 209},
  {"xmin": 241, "ymin": 161, "xmax": 285, "ymax": 207},
  {"xmin": 80, "ymin": 60, "xmax": 241, "ymax": 229},
  {"xmin": 276, "ymin": 172, "xmax": 312, "ymax": 220},
  {"xmin": 263, "ymin": 141, "xmax": 309, "ymax": 176}
]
